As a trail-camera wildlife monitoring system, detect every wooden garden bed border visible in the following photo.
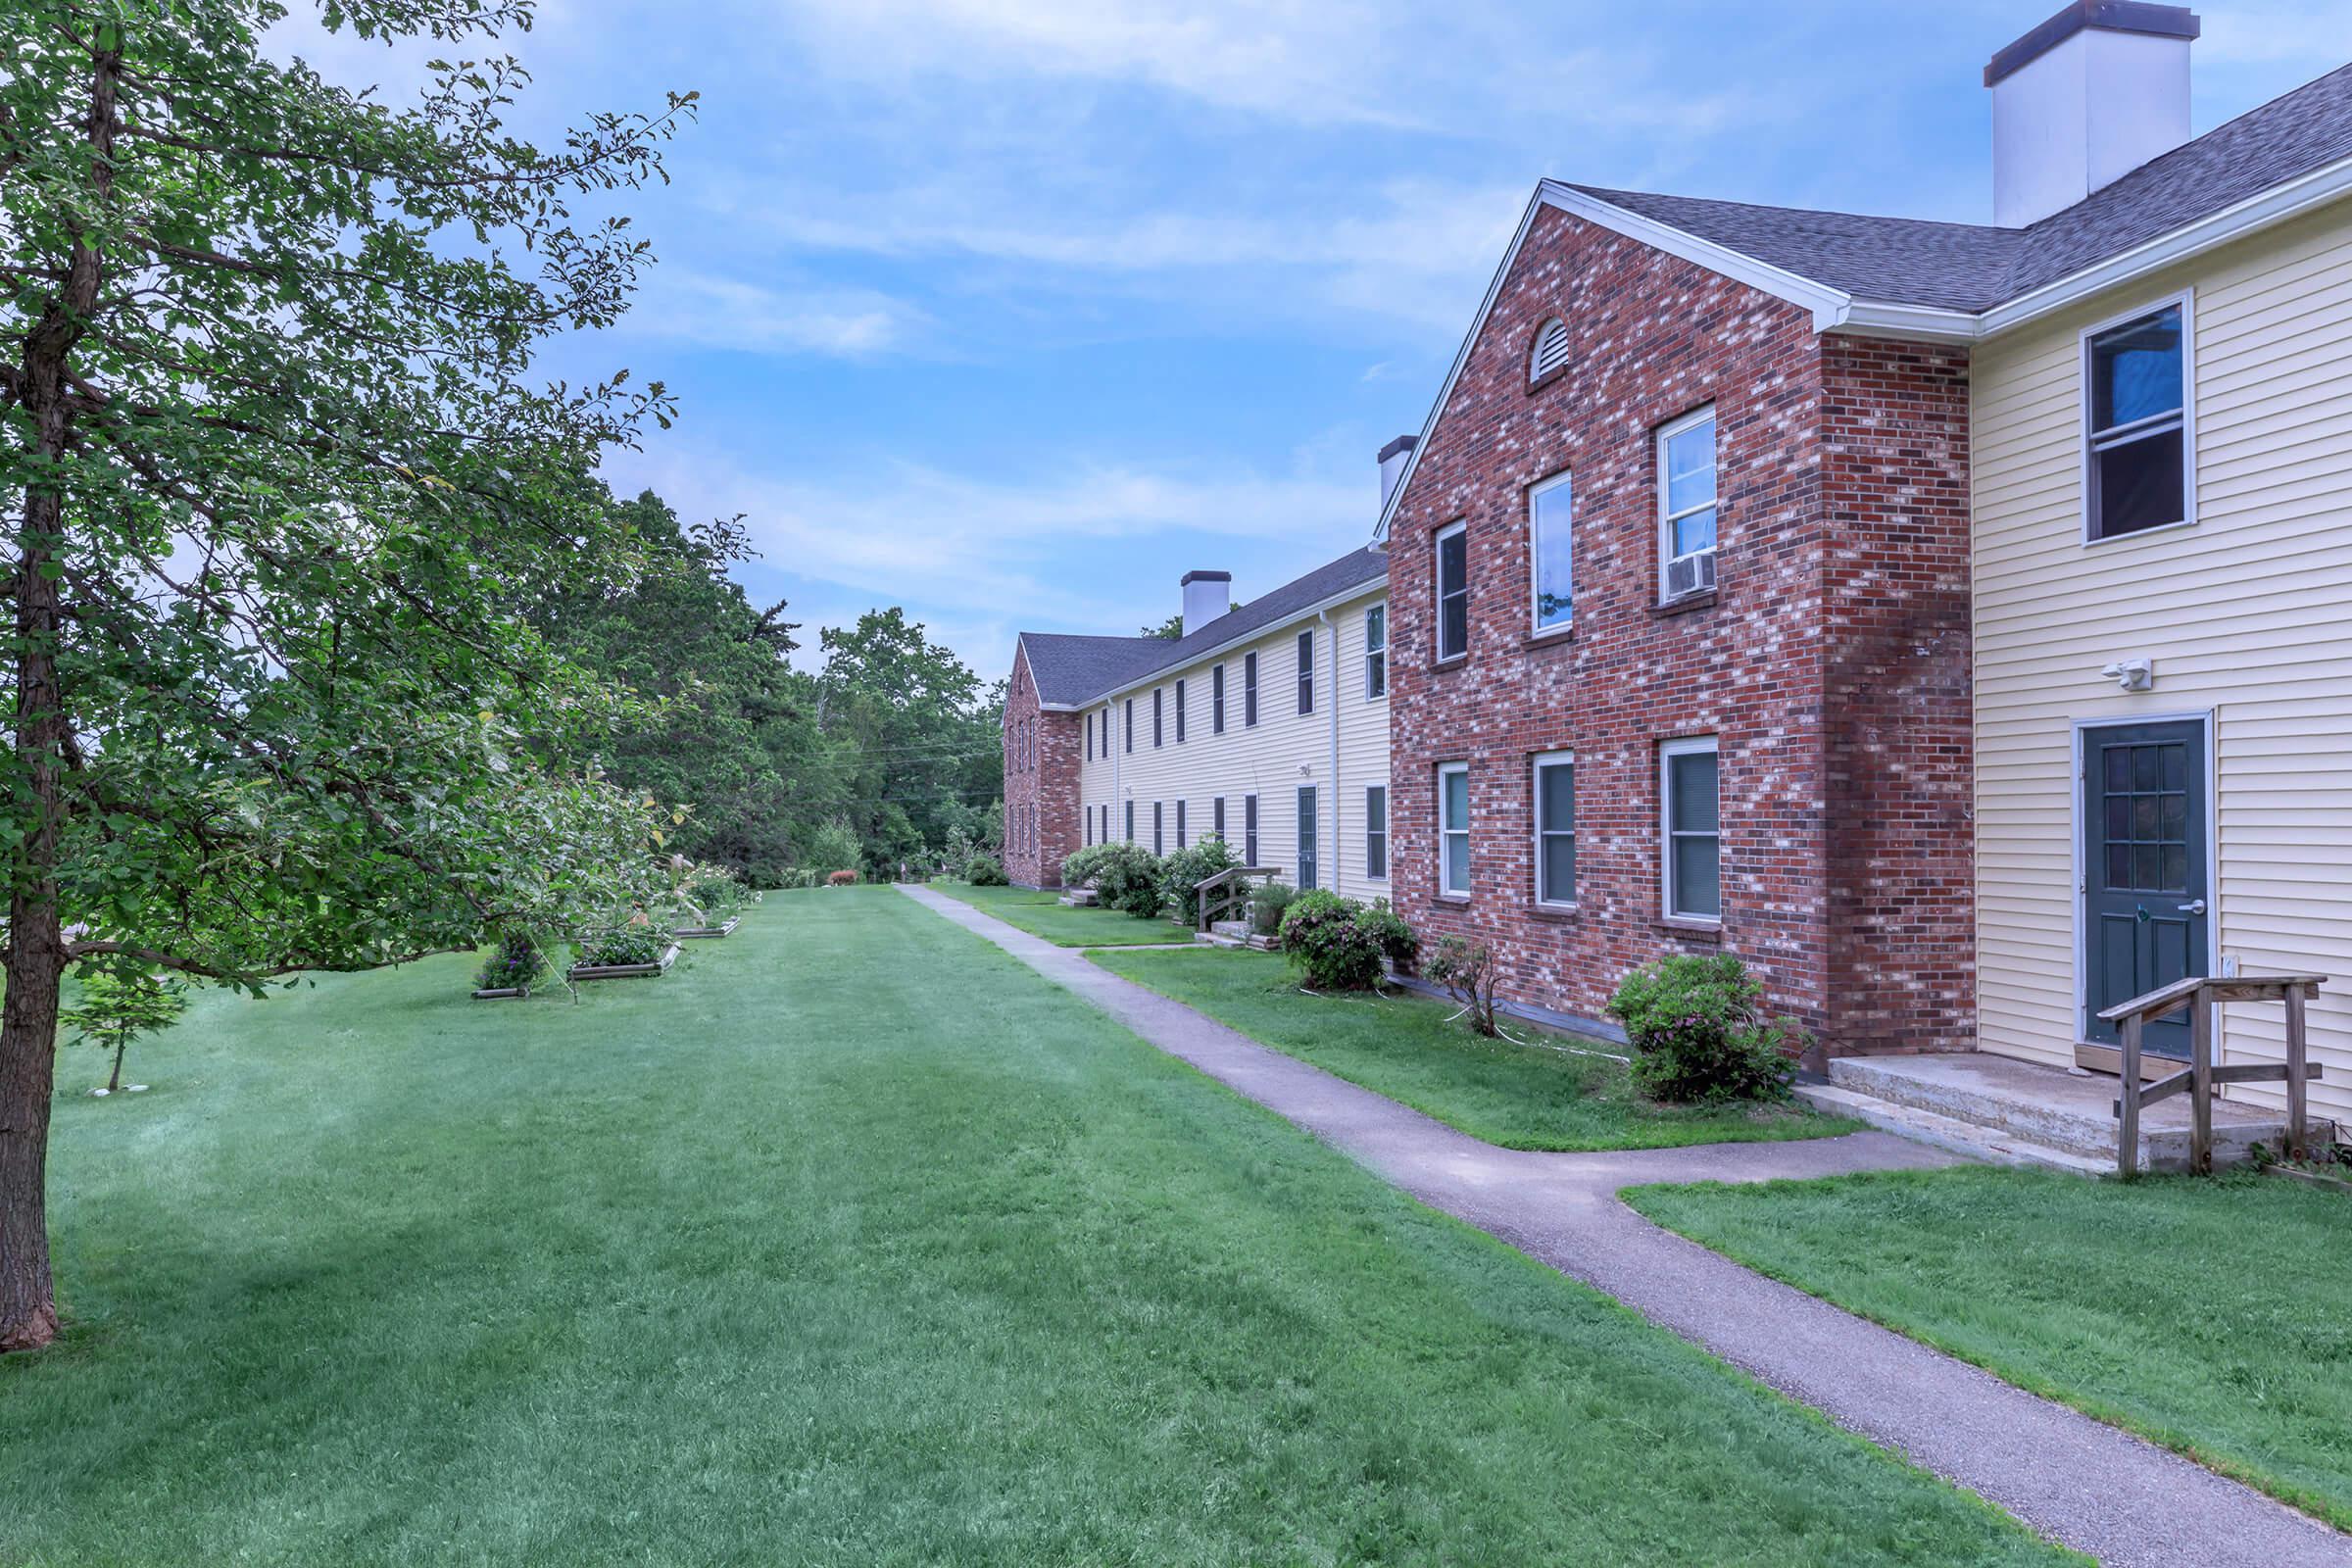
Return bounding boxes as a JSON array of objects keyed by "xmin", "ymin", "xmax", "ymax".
[{"xmin": 566, "ymin": 943, "xmax": 682, "ymax": 982}]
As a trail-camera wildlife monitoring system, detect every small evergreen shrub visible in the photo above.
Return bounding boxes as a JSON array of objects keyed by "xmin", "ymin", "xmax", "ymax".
[
  {"xmin": 1607, "ymin": 953, "xmax": 1804, "ymax": 1104},
  {"xmin": 964, "ymin": 854, "xmax": 1007, "ymax": 886},
  {"xmin": 1425, "ymin": 936, "xmax": 1500, "ymax": 1036},
  {"xmin": 1249, "ymin": 879, "xmax": 1297, "ymax": 938},
  {"xmin": 474, "ymin": 927, "xmax": 549, "ymax": 992},
  {"xmin": 1355, "ymin": 901, "xmax": 1419, "ymax": 973},
  {"xmin": 1157, "ymin": 834, "xmax": 1239, "ymax": 917},
  {"xmin": 1279, "ymin": 890, "xmax": 1383, "ymax": 991}
]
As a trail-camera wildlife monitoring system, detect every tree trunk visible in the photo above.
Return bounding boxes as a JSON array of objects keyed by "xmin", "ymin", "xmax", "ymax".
[
  {"xmin": 109, "ymin": 1038, "xmax": 125, "ymax": 1095},
  {"xmin": 1, "ymin": 39, "xmax": 118, "ymax": 1354}
]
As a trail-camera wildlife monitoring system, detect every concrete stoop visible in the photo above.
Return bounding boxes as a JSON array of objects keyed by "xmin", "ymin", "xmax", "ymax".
[{"xmin": 1805, "ymin": 1052, "xmax": 2297, "ymax": 1176}]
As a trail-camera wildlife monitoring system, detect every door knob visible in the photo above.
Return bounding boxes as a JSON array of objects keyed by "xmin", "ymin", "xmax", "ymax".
[{"xmin": 2179, "ymin": 899, "xmax": 2207, "ymax": 915}]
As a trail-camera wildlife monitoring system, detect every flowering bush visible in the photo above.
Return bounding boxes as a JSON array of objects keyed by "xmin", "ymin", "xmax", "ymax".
[
  {"xmin": 574, "ymin": 920, "xmax": 669, "ymax": 969},
  {"xmin": 1606, "ymin": 953, "xmax": 1804, "ymax": 1103},
  {"xmin": 473, "ymin": 927, "xmax": 549, "ymax": 992},
  {"xmin": 1355, "ymin": 901, "xmax": 1419, "ymax": 973},
  {"xmin": 827, "ymin": 869, "xmax": 860, "ymax": 888},
  {"xmin": 681, "ymin": 867, "xmax": 749, "ymax": 919},
  {"xmin": 1279, "ymin": 890, "xmax": 1383, "ymax": 991}
]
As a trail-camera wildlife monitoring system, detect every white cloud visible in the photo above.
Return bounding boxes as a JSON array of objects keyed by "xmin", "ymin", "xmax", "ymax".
[{"xmin": 628, "ymin": 270, "xmax": 929, "ymax": 358}]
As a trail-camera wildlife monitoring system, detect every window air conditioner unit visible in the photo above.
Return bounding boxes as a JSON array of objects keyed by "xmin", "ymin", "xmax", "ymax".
[{"xmin": 1665, "ymin": 549, "xmax": 1716, "ymax": 601}]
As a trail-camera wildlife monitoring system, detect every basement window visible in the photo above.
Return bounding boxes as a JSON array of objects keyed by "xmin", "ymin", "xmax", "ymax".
[{"xmin": 2084, "ymin": 299, "xmax": 2191, "ymax": 542}]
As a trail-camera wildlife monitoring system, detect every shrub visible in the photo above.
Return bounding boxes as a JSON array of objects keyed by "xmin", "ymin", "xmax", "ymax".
[
  {"xmin": 1068, "ymin": 840, "xmax": 1164, "ymax": 918},
  {"xmin": 473, "ymin": 926, "xmax": 549, "ymax": 993},
  {"xmin": 1279, "ymin": 890, "xmax": 1384, "ymax": 991},
  {"xmin": 1425, "ymin": 937, "xmax": 1500, "ymax": 1037},
  {"xmin": 802, "ymin": 817, "xmax": 864, "ymax": 877},
  {"xmin": 680, "ymin": 867, "xmax": 748, "ymax": 921},
  {"xmin": 1606, "ymin": 953, "xmax": 1804, "ymax": 1104},
  {"xmin": 1355, "ymin": 901, "xmax": 1419, "ymax": 973},
  {"xmin": 1249, "ymin": 879, "xmax": 1297, "ymax": 938},
  {"xmin": 964, "ymin": 854, "xmax": 1007, "ymax": 886},
  {"xmin": 1157, "ymin": 834, "xmax": 1239, "ymax": 919},
  {"xmin": 574, "ymin": 920, "xmax": 669, "ymax": 969},
  {"xmin": 61, "ymin": 966, "xmax": 186, "ymax": 1093},
  {"xmin": 1059, "ymin": 842, "xmax": 1112, "ymax": 889},
  {"xmin": 826, "ymin": 868, "xmax": 860, "ymax": 888}
]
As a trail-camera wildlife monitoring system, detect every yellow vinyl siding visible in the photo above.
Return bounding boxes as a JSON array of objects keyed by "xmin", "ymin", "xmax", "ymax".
[
  {"xmin": 1074, "ymin": 590, "xmax": 1391, "ymax": 901},
  {"xmin": 1972, "ymin": 199, "xmax": 2352, "ymax": 1123}
]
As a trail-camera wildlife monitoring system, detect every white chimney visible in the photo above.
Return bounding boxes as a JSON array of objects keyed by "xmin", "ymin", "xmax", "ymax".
[
  {"xmin": 1989, "ymin": 2, "xmax": 2199, "ymax": 228},
  {"xmin": 1180, "ymin": 570, "xmax": 1231, "ymax": 636},
  {"xmin": 1378, "ymin": 434, "xmax": 1417, "ymax": 510}
]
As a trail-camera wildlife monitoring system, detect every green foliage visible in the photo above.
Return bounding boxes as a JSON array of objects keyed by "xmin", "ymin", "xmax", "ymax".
[
  {"xmin": 1249, "ymin": 880, "xmax": 1298, "ymax": 938},
  {"xmin": 1157, "ymin": 834, "xmax": 1238, "ymax": 915},
  {"xmin": 1064, "ymin": 841, "xmax": 1164, "ymax": 918},
  {"xmin": 801, "ymin": 819, "xmax": 864, "ymax": 877},
  {"xmin": 1425, "ymin": 937, "xmax": 1500, "ymax": 1037},
  {"xmin": 1138, "ymin": 612, "xmax": 1188, "ymax": 639},
  {"xmin": 1355, "ymin": 902, "xmax": 1419, "ymax": 972},
  {"xmin": 472, "ymin": 928, "xmax": 550, "ymax": 994},
  {"xmin": 678, "ymin": 866, "xmax": 750, "ymax": 921},
  {"xmin": 574, "ymin": 921, "xmax": 670, "ymax": 970},
  {"xmin": 963, "ymin": 855, "xmax": 1007, "ymax": 886},
  {"xmin": 1279, "ymin": 891, "xmax": 1383, "ymax": 992},
  {"xmin": 1607, "ymin": 954, "xmax": 1803, "ymax": 1104},
  {"xmin": 60, "ymin": 966, "xmax": 186, "ymax": 1092}
]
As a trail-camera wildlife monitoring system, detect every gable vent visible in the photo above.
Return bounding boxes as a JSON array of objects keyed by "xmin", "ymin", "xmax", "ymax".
[{"xmin": 1529, "ymin": 318, "xmax": 1570, "ymax": 383}]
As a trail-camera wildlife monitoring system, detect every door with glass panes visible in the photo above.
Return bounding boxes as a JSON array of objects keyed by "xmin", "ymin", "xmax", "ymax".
[{"xmin": 2081, "ymin": 719, "xmax": 2210, "ymax": 1059}]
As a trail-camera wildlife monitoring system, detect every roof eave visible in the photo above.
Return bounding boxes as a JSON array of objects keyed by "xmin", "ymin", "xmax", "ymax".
[{"xmin": 1077, "ymin": 575, "xmax": 1388, "ymax": 708}]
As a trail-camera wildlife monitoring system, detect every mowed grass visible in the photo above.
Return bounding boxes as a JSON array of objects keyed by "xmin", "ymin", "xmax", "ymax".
[
  {"xmin": 0, "ymin": 888, "xmax": 2073, "ymax": 1567},
  {"xmin": 1628, "ymin": 1166, "xmax": 2352, "ymax": 1530},
  {"xmin": 1087, "ymin": 946, "xmax": 1862, "ymax": 1152},
  {"xmin": 926, "ymin": 877, "xmax": 1189, "ymax": 947}
]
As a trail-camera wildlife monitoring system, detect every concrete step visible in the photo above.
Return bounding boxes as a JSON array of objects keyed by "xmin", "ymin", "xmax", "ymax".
[
  {"xmin": 1209, "ymin": 919, "xmax": 1250, "ymax": 939},
  {"xmin": 1056, "ymin": 889, "xmax": 1099, "ymax": 907},
  {"xmin": 1195, "ymin": 931, "xmax": 1246, "ymax": 949},
  {"xmin": 1794, "ymin": 1081, "xmax": 2111, "ymax": 1177},
  {"xmin": 1826, "ymin": 1053, "xmax": 2293, "ymax": 1174}
]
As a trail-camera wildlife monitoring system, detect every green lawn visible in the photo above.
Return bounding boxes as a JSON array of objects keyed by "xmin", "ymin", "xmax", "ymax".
[
  {"xmin": 1087, "ymin": 946, "xmax": 1862, "ymax": 1152},
  {"xmin": 925, "ymin": 877, "xmax": 1191, "ymax": 947},
  {"xmin": 1628, "ymin": 1167, "xmax": 2352, "ymax": 1530},
  {"xmin": 0, "ymin": 887, "xmax": 2072, "ymax": 1566}
]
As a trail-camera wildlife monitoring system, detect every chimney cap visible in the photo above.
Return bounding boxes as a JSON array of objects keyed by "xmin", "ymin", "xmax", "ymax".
[
  {"xmin": 1179, "ymin": 569, "xmax": 1232, "ymax": 586},
  {"xmin": 1985, "ymin": 1, "xmax": 2198, "ymax": 88},
  {"xmin": 1377, "ymin": 433, "xmax": 1418, "ymax": 463}
]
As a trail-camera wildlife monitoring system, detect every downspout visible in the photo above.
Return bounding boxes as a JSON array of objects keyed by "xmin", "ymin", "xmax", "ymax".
[{"xmin": 1319, "ymin": 608, "xmax": 1341, "ymax": 897}]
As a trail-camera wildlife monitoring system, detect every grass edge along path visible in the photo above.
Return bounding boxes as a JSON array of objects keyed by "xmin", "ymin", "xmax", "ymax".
[
  {"xmin": 925, "ymin": 877, "xmax": 1192, "ymax": 947},
  {"xmin": 3, "ymin": 887, "xmax": 2070, "ymax": 1566},
  {"xmin": 1627, "ymin": 1165, "xmax": 2352, "ymax": 1534},
  {"xmin": 1088, "ymin": 944, "xmax": 1864, "ymax": 1152}
]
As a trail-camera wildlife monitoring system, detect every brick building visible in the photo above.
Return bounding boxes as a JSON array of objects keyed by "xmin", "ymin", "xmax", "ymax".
[{"xmin": 1373, "ymin": 190, "xmax": 1974, "ymax": 1059}]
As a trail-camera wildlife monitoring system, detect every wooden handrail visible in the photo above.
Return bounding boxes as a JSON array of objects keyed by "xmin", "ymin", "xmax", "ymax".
[
  {"xmin": 2106, "ymin": 974, "xmax": 2328, "ymax": 1177},
  {"xmin": 1193, "ymin": 865, "xmax": 1279, "ymax": 932}
]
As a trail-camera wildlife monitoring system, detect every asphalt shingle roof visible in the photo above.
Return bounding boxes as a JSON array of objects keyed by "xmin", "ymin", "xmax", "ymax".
[
  {"xmin": 1018, "ymin": 546, "xmax": 1387, "ymax": 708},
  {"xmin": 1570, "ymin": 62, "xmax": 2352, "ymax": 314}
]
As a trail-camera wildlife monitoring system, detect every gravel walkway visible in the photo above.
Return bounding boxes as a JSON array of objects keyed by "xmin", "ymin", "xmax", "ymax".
[{"xmin": 904, "ymin": 884, "xmax": 2352, "ymax": 1567}]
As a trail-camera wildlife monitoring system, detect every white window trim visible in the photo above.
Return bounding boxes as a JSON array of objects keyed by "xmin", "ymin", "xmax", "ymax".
[
  {"xmin": 1364, "ymin": 783, "xmax": 1389, "ymax": 882},
  {"xmin": 1656, "ymin": 405, "xmax": 1718, "ymax": 603},
  {"xmin": 1527, "ymin": 469, "xmax": 1574, "ymax": 638},
  {"xmin": 1363, "ymin": 604, "xmax": 1388, "ymax": 700},
  {"xmin": 2079, "ymin": 290, "xmax": 2197, "ymax": 549},
  {"xmin": 1533, "ymin": 749, "xmax": 1576, "ymax": 909},
  {"xmin": 1659, "ymin": 735, "xmax": 1721, "ymax": 925},
  {"xmin": 1434, "ymin": 520, "xmax": 1469, "ymax": 662},
  {"xmin": 1437, "ymin": 760, "xmax": 1471, "ymax": 900}
]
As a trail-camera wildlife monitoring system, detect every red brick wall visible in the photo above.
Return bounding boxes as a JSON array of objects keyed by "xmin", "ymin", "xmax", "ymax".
[
  {"xmin": 1820, "ymin": 336, "xmax": 1976, "ymax": 1053},
  {"xmin": 1385, "ymin": 202, "xmax": 1972, "ymax": 1056},
  {"xmin": 1003, "ymin": 647, "xmax": 1082, "ymax": 887}
]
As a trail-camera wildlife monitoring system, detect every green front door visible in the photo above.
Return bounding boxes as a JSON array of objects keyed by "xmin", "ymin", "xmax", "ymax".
[{"xmin": 2082, "ymin": 720, "xmax": 2210, "ymax": 1058}]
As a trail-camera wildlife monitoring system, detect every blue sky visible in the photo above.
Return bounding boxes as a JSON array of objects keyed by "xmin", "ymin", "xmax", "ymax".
[{"xmin": 274, "ymin": 0, "xmax": 2345, "ymax": 678}]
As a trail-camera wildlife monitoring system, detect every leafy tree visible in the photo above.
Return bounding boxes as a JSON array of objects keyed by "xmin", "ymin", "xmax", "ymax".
[
  {"xmin": 1139, "ymin": 612, "xmax": 1185, "ymax": 640},
  {"xmin": 59, "ymin": 967, "xmax": 184, "ymax": 1095},
  {"xmin": 813, "ymin": 610, "xmax": 1000, "ymax": 873},
  {"xmin": 0, "ymin": 1, "xmax": 688, "ymax": 1350}
]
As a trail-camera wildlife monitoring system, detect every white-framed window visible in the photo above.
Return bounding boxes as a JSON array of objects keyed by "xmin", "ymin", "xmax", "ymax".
[
  {"xmin": 1297, "ymin": 629, "xmax": 1314, "ymax": 715},
  {"xmin": 1153, "ymin": 801, "xmax": 1164, "ymax": 855},
  {"xmin": 1535, "ymin": 751, "xmax": 1576, "ymax": 907},
  {"xmin": 1529, "ymin": 469, "xmax": 1573, "ymax": 634},
  {"xmin": 1152, "ymin": 688, "xmax": 1163, "ymax": 749},
  {"xmin": 1125, "ymin": 800, "xmax": 1136, "ymax": 842},
  {"xmin": 1438, "ymin": 761, "xmax": 1470, "ymax": 898},
  {"xmin": 1212, "ymin": 662, "xmax": 1226, "ymax": 733},
  {"xmin": 2082, "ymin": 296, "xmax": 2192, "ymax": 543},
  {"xmin": 1660, "ymin": 736, "xmax": 1721, "ymax": 923},
  {"xmin": 1296, "ymin": 786, "xmax": 1319, "ymax": 891},
  {"xmin": 1174, "ymin": 678, "xmax": 1187, "ymax": 743},
  {"xmin": 1529, "ymin": 317, "xmax": 1570, "ymax": 384},
  {"xmin": 1176, "ymin": 798, "xmax": 1187, "ymax": 849},
  {"xmin": 1364, "ymin": 605, "xmax": 1387, "ymax": 698},
  {"xmin": 1213, "ymin": 796, "xmax": 1226, "ymax": 840},
  {"xmin": 1244, "ymin": 793, "xmax": 1259, "ymax": 864},
  {"xmin": 1434, "ymin": 521, "xmax": 1468, "ymax": 662},
  {"xmin": 1365, "ymin": 784, "xmax": 1388, "ymax": 880},
  {"xmin": 1657, "ymin": 406, "xmax": 1718, "ymax": 603},
  {"xmin": 1244, "ymin": 652, "xmax": 1259, "ymax": 727},
  {"xmin": 1124, "ymin": 699, "xmax": 1134, "ymax": 754}
]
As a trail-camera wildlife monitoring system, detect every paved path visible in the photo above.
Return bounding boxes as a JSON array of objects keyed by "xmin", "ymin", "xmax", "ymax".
[{"xmin": 903, "ymin": 884, "xmax": 2352, "ymax": 1568}]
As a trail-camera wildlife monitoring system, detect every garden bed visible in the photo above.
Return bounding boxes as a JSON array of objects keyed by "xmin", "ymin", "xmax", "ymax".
[
  {"xmin": 673, "ymin": 914, "xmax": 742, "ymax": 940},
  {"xmin": 566, "ymin": 943, "xmax": 681, "ymax": 982},
  {"xmin": 469, "ymin": 986, "xmax": 532, "ymax": 1001}
]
